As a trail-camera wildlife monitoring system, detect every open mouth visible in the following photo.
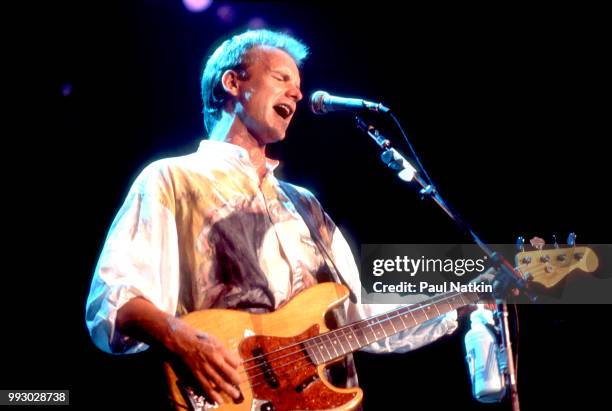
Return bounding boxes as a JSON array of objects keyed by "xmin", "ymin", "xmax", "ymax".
[{"xmin": 273, "ymin": 103, "xmax": 293, "ymax": 120}]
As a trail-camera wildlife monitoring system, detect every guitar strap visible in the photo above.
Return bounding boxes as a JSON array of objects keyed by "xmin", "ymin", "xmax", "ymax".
[
  {"xmin": 279, "ymin": 180, "xmax": 361, "ymax": 395},
  {"xmin": 279, "ymin": 180, "xmax": 358, "ymax": 303}
]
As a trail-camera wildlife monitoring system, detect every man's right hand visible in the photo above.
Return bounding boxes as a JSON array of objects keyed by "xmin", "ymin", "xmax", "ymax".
[
  {"xmin": 116, "ymin": 297, "xmax": 243, "ymax": 405},
  {"xmin": 168, "ymin": 317, "xmax": 244, "ymax": 405}
]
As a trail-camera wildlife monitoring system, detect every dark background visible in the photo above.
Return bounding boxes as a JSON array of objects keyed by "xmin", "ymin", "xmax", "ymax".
[{"xmin": 5, "ymin": 1, "xmax": 610, "ymax": 409}]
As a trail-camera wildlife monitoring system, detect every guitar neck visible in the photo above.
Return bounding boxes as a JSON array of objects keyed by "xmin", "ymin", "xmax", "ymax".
[{"xmin": 303, "ymin": 289, "xmax": 481, "ymax": 365}]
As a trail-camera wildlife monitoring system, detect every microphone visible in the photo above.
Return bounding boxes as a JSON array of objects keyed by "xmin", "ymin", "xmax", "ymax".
[{"xmin": 310, "ymin": 91, "xmax": 390, "ymax": 115}]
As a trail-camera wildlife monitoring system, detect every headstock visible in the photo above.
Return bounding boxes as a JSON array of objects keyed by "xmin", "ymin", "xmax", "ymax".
[{"xmin": 514, "ymin": 233, "xmax": 599, "ymax": 288}]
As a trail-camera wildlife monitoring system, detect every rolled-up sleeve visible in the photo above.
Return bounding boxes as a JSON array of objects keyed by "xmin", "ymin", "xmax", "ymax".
[
  {"xmin": 85, "ymin": 164, "xmax": 180, "ymax": 354},
  {"xmin": 330, "ymin": 228, "xmax": 458, "ymax": 354}
]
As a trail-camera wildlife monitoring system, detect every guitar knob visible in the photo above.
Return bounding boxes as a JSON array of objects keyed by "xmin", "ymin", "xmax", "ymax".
[
  {"xmin": 540, "ymin": 255, "xmax": 551, "ymax": 263},
  {"xmin": 260, "ymin": 402, "xmax": 276, "ymax": 411},
  {"xmin": 521, "ymin": 256, "xmax": 532, "ymax": 264},
  {"xmin": 567, "ymin": 232, "xmax": 576, "ymax": 247}
]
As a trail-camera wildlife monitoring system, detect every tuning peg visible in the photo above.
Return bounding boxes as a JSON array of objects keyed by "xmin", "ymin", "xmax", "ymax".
[
  {"xmin": 552, "ymin": 234, "xmax": 559, "ymax": 249},
  {"xmin": 530, "ymin": 236, "xmax": 545, "ymax": 250},
  {"xmin": 516, "ymin": 236, "xmax": 525, "ymax": 252},
  {"xmin": 567, "ymin": 232, "xmax": 577, "ymax": 247}
]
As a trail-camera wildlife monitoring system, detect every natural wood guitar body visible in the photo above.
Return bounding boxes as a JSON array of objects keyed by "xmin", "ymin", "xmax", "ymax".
[{"xmin": 165, "ymin": 282, "xmax": 362, "ymax": 411}]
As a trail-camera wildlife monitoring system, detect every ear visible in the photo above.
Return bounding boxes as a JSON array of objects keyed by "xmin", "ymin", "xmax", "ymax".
[{"xmin": 221, "ymin": 69, "xmax": 241, "ymax": 97}]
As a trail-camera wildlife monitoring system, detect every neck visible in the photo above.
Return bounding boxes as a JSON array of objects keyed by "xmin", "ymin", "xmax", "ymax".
[
  {"xmin": 304, "ymin": 288, "xmax": 483, "ymax": 365},
  {"xmin": 209, "ymin": 112, "xmax": 268, "ymax": 182}
]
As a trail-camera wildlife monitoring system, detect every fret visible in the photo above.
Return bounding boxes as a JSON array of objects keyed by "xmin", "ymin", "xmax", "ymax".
[
  {"xmin": 451, "ymin": 293, "xmax": 465, "ymax": 308},
  {"xmin": 333, "ymin": 330, "xmax": 350, "ymax": 355},
  {"xmin": 416, "ymin": 307, "xmax": 429, "ymax": 323},
  {"xmin": 421, "ymin": 305, "xmax": 431, "ymax": 320},
  {"xmin": 381, "ymin": 314, "xmax": 396, "ymax": 337},
  {"xmin": 332, "ymin": 328, "xmax": 351, "ymax": 355},
  {"xmin": 432, "ymin": 302, "xmax": 442, "ymax": 317},
  {"xmin": 360, "ymin": 320, "xmax": 375, "ymax": 344},
  {"xmin": 444, "ymin": 295, "xmax": 455, "ymax": 309},
  {"xmin": 371, "ymin": 318, "xmax": 387, "ymax": 341},
  {"xmin": 350, "ymin": 324, "xmax": 368, "ymax": 347},
  {"xmin": 386, "ymin": 312, "xmax": 398, "ymax": 334},
  {"xmin": 306, "ymin": 291, "xmax": 487, "ymax": 362},
  {"xmin": 390, "ymin": 310, "xmax": 405, "ymax": 332},
  {"xmin": 331, "ymin": 336, "xmax": 343, "ymax": 356},
  {"xmin": 340, "ymin": 327, "xmax": 358, "ymax": 351},
  {"xmin": 318, "ymin": 335, "xmax": 333, "ymax": 362},
  {"xmin": 344, "ymin": 329, "xmax": 357, "ymax": 352},
  {"xmin": 348, "ymin": 328, "xmax": 359, "ymax": 350},
  {"xmin": 407, "ymin": 308, "xmax": 418, "ymax": 327},
  {"xmin": 324, "ymin": 333, "xmax": 340, "ymax": 358},
  {"xmin": 304, "ymin": 339, "xmax": 322, "ymax": 365},
  {"xmin": 363, "ymin": 320, "xmax": 378, "ymax": 343},
  {"xmin": 397, "ymin": 308, "xmax": 408, "ymax": 328}
]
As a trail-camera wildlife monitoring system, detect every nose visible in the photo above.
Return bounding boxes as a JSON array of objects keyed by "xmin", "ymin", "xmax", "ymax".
[{"xmin": 287, "ymin": 84, "xmax": 303, "ymax": 102}]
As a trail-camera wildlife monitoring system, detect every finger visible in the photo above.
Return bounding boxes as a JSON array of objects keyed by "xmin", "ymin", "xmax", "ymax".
[
  {"xmin": 203, "ymin": 361, "xmax": 241, "ymax": 399},
  {"xmin": 198, "ymin": 333, "xmax": 240, "ymax": 366},
  {"xmin": 221, "ymin": 347, "xmax": 241, "ymax": 369},
  {"xmin": 217, "ymin": 354, "xmax": 244, "ymax": 385},
  {"xmin": 206, "ymin": 348, "xmax": 242, "ymax": 385},
  {"xmin": 194, "ymin": 370, "xmax": 224, "ymax": 405}
]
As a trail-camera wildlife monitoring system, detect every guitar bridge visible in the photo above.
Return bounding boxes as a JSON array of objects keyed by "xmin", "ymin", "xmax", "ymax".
[{"xmin": 177, "ymin": 381, "xmax": 216, "ymax": 411}]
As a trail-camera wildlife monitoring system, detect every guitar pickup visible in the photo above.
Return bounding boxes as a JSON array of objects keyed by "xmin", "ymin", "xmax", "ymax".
[{"xmin": 252, "ymin": 347, "xmax": 280, "ymax": 388}]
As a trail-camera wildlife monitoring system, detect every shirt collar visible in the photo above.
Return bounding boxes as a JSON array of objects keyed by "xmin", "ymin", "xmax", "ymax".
[{"xmin": 197, "ymin": 139, "xmax": 281, "ymax": 173}]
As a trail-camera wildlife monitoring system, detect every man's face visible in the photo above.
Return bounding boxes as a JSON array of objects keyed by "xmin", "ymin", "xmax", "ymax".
[{"xmin": 234, "ymin": 47, "xmax": 303, "ymax": 145}]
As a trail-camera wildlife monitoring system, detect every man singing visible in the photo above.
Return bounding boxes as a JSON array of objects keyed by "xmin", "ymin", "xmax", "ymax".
[{"xmin": 86, "ymin": 29, "xmax": 457, "ymax": 408}]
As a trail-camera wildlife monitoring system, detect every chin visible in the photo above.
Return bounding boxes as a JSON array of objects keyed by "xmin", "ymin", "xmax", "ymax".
[{"xmin": 262, "ymin": 128, "xmax": 287, "ymax": 144}]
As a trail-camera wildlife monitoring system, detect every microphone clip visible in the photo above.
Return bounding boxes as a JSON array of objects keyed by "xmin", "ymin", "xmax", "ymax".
[{"xmin": 355, "ymin": 116, "xmax": 417, "ymax": 182}]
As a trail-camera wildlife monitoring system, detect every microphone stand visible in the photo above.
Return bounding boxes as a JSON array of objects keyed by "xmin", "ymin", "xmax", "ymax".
[{"xmin": 355, "ymin": 116, "xmax": 528, "ymax": 411}]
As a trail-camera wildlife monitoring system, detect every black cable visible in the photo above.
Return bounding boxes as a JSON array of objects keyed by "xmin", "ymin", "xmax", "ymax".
[{"xmin": 389, "ymin": 112, "xmax": 435, "ymax": 187}]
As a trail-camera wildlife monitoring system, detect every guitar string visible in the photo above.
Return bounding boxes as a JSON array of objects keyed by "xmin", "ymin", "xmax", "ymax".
[
  {"xmin": 201, "ymin": 256, "xmax": 563, "ymax": 395},
  {"xmin": 243, "ymin": 291, "xmax": 478, "ymax": 390},
  {"xmin": 238, "ymin": 255, "xmax": 573, "ymax": 390},
  {"xmin": 239, "ymin": 290, "xmax": 472, "ymax": 375},
  {"xmin": 208, "ymin": 290, "xmax": 475, "ymax": 394},
  {"xmin": 245, "ymin": 320, "xmax": 418, "ymax": 390},
  {"xmin": 247, "ymin": 356, "xmax": 312, "ymax": 390},
  {"xmin": 192, "ymin": 293, "xmax": 468, "ymax": 394},
  {"xmin": 237, "ymin": 290, "xmax": 476, "ymax": 383}
]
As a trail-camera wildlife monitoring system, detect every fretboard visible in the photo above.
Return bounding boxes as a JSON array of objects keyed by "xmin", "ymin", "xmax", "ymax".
[{"xmin": 303, "ymin": 290, "xmax": 481, "ymax": 365}]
